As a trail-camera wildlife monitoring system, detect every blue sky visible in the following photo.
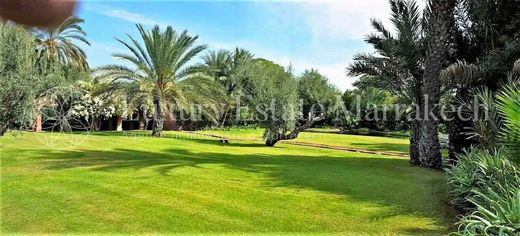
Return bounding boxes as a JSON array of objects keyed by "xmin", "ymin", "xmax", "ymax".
[{"xmin": 77, "ymin": 0, "xmax": 426, "ymax": 91}]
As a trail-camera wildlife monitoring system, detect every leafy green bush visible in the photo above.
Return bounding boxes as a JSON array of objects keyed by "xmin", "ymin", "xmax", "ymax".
[
  {"xmin": 455, "ymin": 188, "xmax": 520, "ymax": 236},
  {"xmin": 447, "ymin": 149, "xmax": 520, "ymax": 235},
  {"xmin": 446, "ymin": 149, "xmax": 518, "ymax": 211}
]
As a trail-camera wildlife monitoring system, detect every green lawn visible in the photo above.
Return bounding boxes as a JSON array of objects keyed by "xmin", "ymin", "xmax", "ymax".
[
  {"xmin": 1, "ymin": 131, "xmax": 454, "ymax": 234},
  {"xmin": 204, "ymin": 128, "xmax": 411, "ymax": 154}
]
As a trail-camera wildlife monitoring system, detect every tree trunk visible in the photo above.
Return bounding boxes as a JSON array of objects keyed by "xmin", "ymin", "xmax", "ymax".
[
  {"xmin": 264, "ymin": 113, "xmax": 324, "ymax": 147},
  {"xmin": 116, "ymin": 115, "xmax": 123, "ymax": 131},
  {"xmin": 219, "ymin": 102, "xmax": 231, "ymax": 127},
  {"xmin": 152, "ymin": 98, "xmax": 164, "ymax": 137},
  {"xmin": 410, "ymin": 119, "xmax": 421, "ymax": 165},
  {"xmin": 448, "ymin": 89, "xmax": 475, "ymax": 164},
  {"xmin": 410, "ymin": 82, "xmax": 422, "ymax": 166},
  {"xmin": 138, "ymin": 108, "xmax": 146, "ymax": 131},
  {"xmin": 0, "ymin": 121, "xmax": 10, "ymax": 136},
  {"xmin": 419, "ymin": 0, "xmax": 456, "ymax": 169},
  {"xmin": 90, "ymin": 117, "xmax": 101, "ymax": 131},
  {"xmin": 33, "ymin": 113, "xmax": 42, "ymax": 132},
  {"xmin": 265, "ymin": 139, "xmax": 279, "ymax": 147}
]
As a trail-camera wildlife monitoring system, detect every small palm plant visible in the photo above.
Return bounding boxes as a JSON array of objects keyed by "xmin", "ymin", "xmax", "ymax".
[{"xmin": 96, "ymin": 24, "xmax": 207, "ymax": 136}]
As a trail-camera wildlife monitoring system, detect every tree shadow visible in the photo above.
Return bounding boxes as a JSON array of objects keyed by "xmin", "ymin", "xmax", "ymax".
[
  {"xmin": 21, "ymin": 139, "xmax": 455, "ymax": 234},
  {"xmin": 88, "ymin": 131, "xmax": 269, "ymax": 148},
  {"xmin": 351, "ymin": 142, "xmax": 410, "ymax": 153}
]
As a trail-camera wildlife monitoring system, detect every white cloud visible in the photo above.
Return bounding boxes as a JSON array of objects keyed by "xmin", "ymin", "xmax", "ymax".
[
  {"xmin": 85, "ymin": 41, "xmax": 125, "ymax": 67},
  {"xmin": 305, "ymin": 63, "xmax": 356, "ymax": 91},
  {"xmin": 256, "ymin": 0, "xmax": 428, "ymax": 90},
  {"xmin": 103, "ymin": 9, "xmax": 161, "ymax": 26},
  {"xmin": 288, "ymin": 61, "xmax": 355, "ymax": 91},
  {"xmin": 265, "ymin": 0, "xmax": 427, "ymax": 40},
  {"xmin": 85, "ymin": 4, "xmax": 168, "ymax": 27},
  {"xmin": 301, "ymin": 0, "xmax": 390, "ymax": 40}
]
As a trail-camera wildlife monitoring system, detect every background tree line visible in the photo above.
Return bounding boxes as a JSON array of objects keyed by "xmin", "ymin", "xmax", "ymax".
[{"xmin": 0, "ymin": 20, "xmax": 341, "ymax": 147}]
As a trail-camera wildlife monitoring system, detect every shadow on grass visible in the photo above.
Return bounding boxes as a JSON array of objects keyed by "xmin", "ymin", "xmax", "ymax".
[
  {"xmin": 351, "ymin": 142, "xmax": 410, "ymax": 153},
  {"xmin": 22, "ymin": 136, "xmax": 454, "ymax": 234},
  {"xmin": 88, "ymin": 131, "xmax": 269, "ymax": 148}
]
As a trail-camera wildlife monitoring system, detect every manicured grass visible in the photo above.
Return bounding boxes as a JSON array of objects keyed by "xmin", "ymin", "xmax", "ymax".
[
  {"xmin": 1, "ymin": 131, "xmax": 454, "ymax": 234},
  {"xmin": 204, "ymin": 128, "xmax": 410, "ymax": 154}
]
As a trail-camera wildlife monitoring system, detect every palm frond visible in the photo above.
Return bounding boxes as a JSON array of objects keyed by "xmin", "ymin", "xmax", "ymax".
[
  {"xmin": 440, "ymin": 61, "xmax": 482, "ymax": 89},
  {"xmin": 33, "ymin": 16, "xmax": 90, "ymax": 70},
  {"xmin": 497, "ymin": 84, "xmax": 520, "ymax": 160}
]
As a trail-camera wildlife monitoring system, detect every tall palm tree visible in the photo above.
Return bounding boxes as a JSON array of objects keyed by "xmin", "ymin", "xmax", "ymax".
[
  {"xmin": 418, "ymin": 0, "xmax": 456, "ymax": 169},
  {"xmin": 196, "ymin": 48, "xmax": 254, "ymax": 126},
  {"xmin": 34, "ymin": 16, "xmax": 90, "ymax": 70},
  {"xmin": 32, "ymin": 17, "xmax": 90, "ymax": 132},
  {"xmin": 348, "ymin": 0, "xmax": 425, "ymax": 165},
  {"xmin": 96, "ymin": 24, "xmax": 207, "ymax": 137}
]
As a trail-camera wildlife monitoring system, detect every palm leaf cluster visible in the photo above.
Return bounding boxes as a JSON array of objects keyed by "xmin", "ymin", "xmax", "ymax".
[
  {"xmin": 497, "ymin": 84, "xmax": 520, "ymax": 161},
  {"xmin": 34, "ymin": 17, "xmax": 90, "ymax": 70},
  {"xmin": 195, "ymin": 48, "xmax": 254, "ymax": 126},
  {"xmin": 348, "ymin": 0, "xmax": 425, "ymax": 104},
  {"xmin": 96, "ymin": 24, "xmax": 211, "ymax": 136}
]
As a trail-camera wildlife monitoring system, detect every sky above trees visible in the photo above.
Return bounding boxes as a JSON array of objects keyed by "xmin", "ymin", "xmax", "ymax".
[{"xmin": 78, "ymin": 0, "xmax": 426, "ymax": 91}]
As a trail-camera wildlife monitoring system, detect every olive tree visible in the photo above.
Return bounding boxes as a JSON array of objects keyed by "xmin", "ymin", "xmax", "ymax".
[
  {"xmin": 246, "ymin": 59, "xmax": 324, "ymax": 146},
  {"xmin": 0, "ymin": 24, "xmax": 38, "ymax": 135}
]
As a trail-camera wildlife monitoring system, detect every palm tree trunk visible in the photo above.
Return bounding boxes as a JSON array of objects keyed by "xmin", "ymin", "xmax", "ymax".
[
  {"xmin": 138, "ymin": 108, "xmax": 146, "ymax": 131},
  {"xmin": 410, "ymin": 82, "xmax": 422, "ymax": 166},
  {"xmin": 448, "ymin": 88, "xmax": 475, "ymax": 164},
  {"xmin": 33, "ymin": 112, "xmax": 42, "ymax": 132},
  {"xmin": 419, "ymin": 0, "xmax": 456, "ymax": 169},
  {"xmin": 410, "ymin": 119, "xmax": 421, "ymax": 165},
  {"xmin": 152, "ymin": 98, "xmax": 164, "ymax": 137}
]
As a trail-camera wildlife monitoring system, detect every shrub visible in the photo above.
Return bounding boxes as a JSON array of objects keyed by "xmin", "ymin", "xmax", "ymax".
[
  {"xmin": 447, "ymin": 149, "xmax": 520, "ymax": 235},
  {"xmin": 455, "ymin": 188, "xmax": 520, "ymax": 236},
  {"xmin": 446, "ymin": 149, "xmax": 519, "ymax": 211},
  {"xmin": 497, "ymin": 84, "xmax": 520, "ymax": 163}
]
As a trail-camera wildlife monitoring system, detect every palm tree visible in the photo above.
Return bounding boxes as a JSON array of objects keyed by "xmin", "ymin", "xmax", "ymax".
[
  {"xmin": 418, "ymin": 0, "xmax": 456, "ymax": 169},
  {"xmin": 441, "ymin": 61, "xmax": 484, "ymax": 162},
  {"xmin": 31, "ymin": 17, "xmax": 90, "ymax": 132},
  {"xmin": 348, "ymin": 0, "xmax": 425, "ymax": 165},
  {"xmin": 34, "ymin": 17, "xmax": 90, "ymax": 70},
  {"xmin": 196, "ymin": 48, "xmax": 253, "ymax": 126},
  {"xmin": 96, "ymin": 24, "xmax": 207, "ymax": 137}
]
